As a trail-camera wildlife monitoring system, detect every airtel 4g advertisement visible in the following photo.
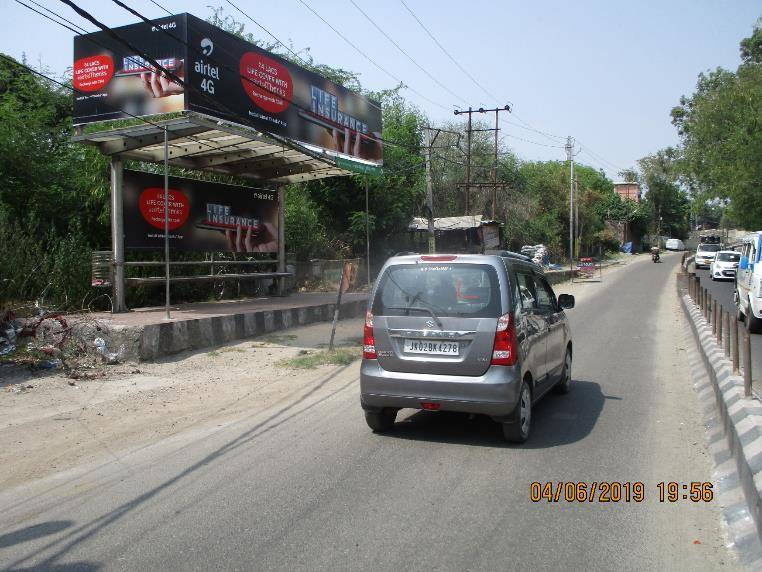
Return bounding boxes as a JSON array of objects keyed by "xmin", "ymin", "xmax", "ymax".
[
  {"xmin": 123, "ymin": 170, "xmax": 279, "ymax": 253},
  {"xmin": 73, "ymin": 13, "xmax": 383, "ymax": 165}
]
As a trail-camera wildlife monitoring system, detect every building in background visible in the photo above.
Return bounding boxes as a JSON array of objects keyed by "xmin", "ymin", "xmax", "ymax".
[{"xmin": 614, "ymin": 181, "xmax": 641, "ymax": 203}]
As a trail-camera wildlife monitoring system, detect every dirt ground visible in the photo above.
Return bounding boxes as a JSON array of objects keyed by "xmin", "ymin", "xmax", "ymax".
[{"xmin": 0, "ymin": 254, "xmax": 643, "ymax": 488}]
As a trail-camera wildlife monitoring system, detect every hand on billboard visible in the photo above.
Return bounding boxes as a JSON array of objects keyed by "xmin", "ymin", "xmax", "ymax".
[
  {"xmin": 140, "ymin": 62, "xmax": 184, "ymax": 98},
  {"xmin": 225, "ymin": 224, "xmax": 278, "ymax": 253}
]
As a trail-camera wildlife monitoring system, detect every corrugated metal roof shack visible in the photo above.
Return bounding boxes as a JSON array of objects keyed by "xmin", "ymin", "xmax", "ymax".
[{"xmin": 408, "ymin": 216, "xmax": 502, "ymax": 253}]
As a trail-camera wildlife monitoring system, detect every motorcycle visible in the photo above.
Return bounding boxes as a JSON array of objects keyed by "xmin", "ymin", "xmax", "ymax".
[{"xmin": 651, "ymin": 247, "xmax": 660, "ymax": 263}]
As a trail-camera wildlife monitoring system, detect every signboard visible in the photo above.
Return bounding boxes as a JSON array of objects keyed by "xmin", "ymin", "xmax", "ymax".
[
  {"xmin": 73, "ymin": 13, "xmax": 383, "ymax": 165},
  {"xmin": 123, "ymin": 170, "xmax": 278, "ymax": 252}
]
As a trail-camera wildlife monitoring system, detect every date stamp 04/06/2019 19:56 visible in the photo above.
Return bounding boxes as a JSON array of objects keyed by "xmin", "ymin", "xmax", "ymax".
[{"xmin": 530, "ymin": 481, "xmax": 715, "ymax": 504}]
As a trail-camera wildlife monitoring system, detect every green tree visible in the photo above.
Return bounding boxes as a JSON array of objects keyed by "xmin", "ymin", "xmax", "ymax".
[{"xmin": 671, "ymin": 21, "xmax": 762, "ymax": 228}]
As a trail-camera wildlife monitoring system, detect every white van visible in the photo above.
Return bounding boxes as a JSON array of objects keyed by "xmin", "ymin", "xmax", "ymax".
[
  {"xmin": 665, "ymin": 238, "xmax": 685, "ymax": 251},
  {"xmin": 736, "ymin": 232, "xmax": 762, "ymax": 333}
]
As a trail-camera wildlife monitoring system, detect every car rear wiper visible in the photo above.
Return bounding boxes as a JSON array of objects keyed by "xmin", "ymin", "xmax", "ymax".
[{"xmin": 385, "ymin": 303, "xmax": 443, "ymax": 329}]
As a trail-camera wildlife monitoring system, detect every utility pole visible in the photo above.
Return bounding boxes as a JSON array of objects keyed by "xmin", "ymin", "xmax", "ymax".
[
  {"xmin": 574, "ymin": 177, "xmax": 580, "ymax": 258},
  {"xmin": 493, "ymin": 109, "xmax": 499, "ymax": 220},
  {"xmin": 424, "ymin": 127, "xmax": 436, "ymax": 253},
  {"xmin": 566, "ymin": 136, "xmax": 575, "ymax": 270},
  {"xmin": 454, "ymin": 105, "xmax": 511, "ymax": 218},
  {"xmin": 421, "ymin": 126, "xmax": 462, "ymax": 253},
  {"xmin": 465, "ymin": 108, "xmax": 472, "ymax": 213}
]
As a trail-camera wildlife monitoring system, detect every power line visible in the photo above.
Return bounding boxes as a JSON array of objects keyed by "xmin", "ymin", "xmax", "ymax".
[
  {"xmin": 13, "ymin": 0, "xmax": 84, "ymax": 35},
  {"xmin": 576, "ymin": 142, "xmax": 626, "ymax": 173},
  {"xmin": 293, "ymin": 0, "xmax": 451, "ymax": 112},
  {"xmin": 348, "ymin": 0, "xmax": 467, "ymax": 107},
  {"xmin": 146, "ymin": 0, "xmax": 171, "ymax": 15},
  {"xmin": 501, "ymin": 133, "xmax": 565, "ymax": 149},
  {"xmin": 510, "ymin": 113, "xmax": 566, "ymax": 143},
  {"xmin": 397, "ymin": 0, "xmax": 500, "ymax": 105},
  {"xmin": 24, "ymin": 0, "xmax": 90, "ymax": 33},
  {"xmin": 224, "ymin": 0, "xmax": 311, "ymax": 67}
]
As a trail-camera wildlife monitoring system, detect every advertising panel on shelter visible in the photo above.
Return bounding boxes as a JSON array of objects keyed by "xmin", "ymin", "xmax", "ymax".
[
  {"xmin": 73, "ymin": 15, "xmax": 188, "ymax": 124},
  {"xmin": 73, "ymin": 13, "xmax": 383, "ymax": 165},
  {"xmin": 123, "ymin": 170, "xmax": 278, "ymax": 253}
]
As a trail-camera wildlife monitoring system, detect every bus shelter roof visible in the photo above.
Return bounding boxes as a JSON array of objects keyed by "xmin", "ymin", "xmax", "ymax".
[{"xmin": 72, "ymin": 112, "xmax": 380, "ymax": 184}]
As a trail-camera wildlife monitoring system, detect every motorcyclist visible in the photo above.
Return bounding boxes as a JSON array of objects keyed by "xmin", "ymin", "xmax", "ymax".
[{"xmin": 651, "ymin": 246, "xmax": 660, "ymax": 262}]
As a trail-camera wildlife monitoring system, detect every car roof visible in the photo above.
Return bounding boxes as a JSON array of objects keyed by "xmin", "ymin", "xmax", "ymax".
[{"xmin": 383, "ymin": 253, "xmax": 545, "ymax": 273}]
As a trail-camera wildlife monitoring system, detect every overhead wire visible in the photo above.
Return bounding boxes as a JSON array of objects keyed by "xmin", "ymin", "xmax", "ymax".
[
  {"xmin": 348, "ymin": 0, "xmax": 467, "ymax": 107},
  {"xmin": 223, "ymin": 0, "xmax": 312, "ymax": 68},
  {"xmin": 13, "ymin": 0, "xmax": 86, "ymax": 35},
  {"xmin": 397, "ymin": 0, "xmax": 500, "ymax": 105},
  {"xmin": 293, "ymin": 0, "xmax": 451, "ymax": 112},
  {"xmin": 146, "ymin": 0, "xmax": 171, "ymax": 15}
]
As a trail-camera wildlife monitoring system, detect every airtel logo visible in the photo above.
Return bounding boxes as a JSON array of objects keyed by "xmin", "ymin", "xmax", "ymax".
[{"xmin": 201, "ymin": 38, "xmax": 214, "ymax": 56}]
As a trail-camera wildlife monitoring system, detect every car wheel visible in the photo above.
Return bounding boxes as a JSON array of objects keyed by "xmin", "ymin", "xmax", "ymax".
[
  {"xmin": 364, "ymin": 408, "xmax": 397, "ymax": 433},
  {"xmin": 502, "ymin": 381, "xmax": 532, "ymax": 443},
  {"xmin": 554, "ymin": 349, "xmax": 572, "ymax": 394}
]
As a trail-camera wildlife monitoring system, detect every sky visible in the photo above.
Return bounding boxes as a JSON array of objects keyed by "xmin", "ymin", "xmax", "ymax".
[{"xmin": 1, "ymin": 0, "xmax": 760, "ymax": 179}]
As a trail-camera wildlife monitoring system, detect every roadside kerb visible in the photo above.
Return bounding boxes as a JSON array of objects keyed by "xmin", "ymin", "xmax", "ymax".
[
  {"xmin": 102, "ymin": 297, "xmax": 369, "ymax": 361},
  {"xmin": 680, "ymin": 291, "xmax": 762, "ymax": 539}
]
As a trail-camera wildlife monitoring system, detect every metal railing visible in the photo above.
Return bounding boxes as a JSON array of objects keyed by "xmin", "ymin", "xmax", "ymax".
[{"xmin": 686, "ymin": 270, "xmax": 752, "ymax": 397}]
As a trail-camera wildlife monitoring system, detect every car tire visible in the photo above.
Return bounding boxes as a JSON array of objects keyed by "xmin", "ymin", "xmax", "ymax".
[
  {"xmin": 554, "ymin": 349, "xmax": 572, "ymax": 394},
  {"xmin": 364, "ymin": 409, "xmax": 397, "ymax": 433},
  {"xmin": 502, "ymin": 381, "xmax": 532, "ymax": 443}
]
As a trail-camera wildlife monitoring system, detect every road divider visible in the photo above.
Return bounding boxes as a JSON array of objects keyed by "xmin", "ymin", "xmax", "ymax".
[{"xmin": 680, "ymin": 282, "xmax": 762, "ymax": 541}]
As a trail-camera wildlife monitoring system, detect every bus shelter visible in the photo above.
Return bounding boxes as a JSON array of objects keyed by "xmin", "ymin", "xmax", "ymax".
[
  {"xmin": 74, "ymin": 111, "xmax": 375, "ymax": 313},
  {"xmin": 71, "ymin": 13, "xmax": 383, "ymax": 314}
]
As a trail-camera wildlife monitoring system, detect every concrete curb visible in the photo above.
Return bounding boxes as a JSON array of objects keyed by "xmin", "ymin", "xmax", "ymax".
[
  {"xmin": 107, "ymin": 298, "xmax": 368, "ymax": 362},
  {"xmin": 680, "ymin": 293, "xmax": 762, "ymax": 539}
]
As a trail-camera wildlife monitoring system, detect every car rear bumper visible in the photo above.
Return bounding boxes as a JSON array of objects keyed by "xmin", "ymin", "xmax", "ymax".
[{"xmin": 360, "ymin": 359, "xmax": 522, "ymax": 420}]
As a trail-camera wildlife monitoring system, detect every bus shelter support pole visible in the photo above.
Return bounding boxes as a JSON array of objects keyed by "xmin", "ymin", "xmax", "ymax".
[
  {"xmin": 164, "ymin": 128, "xmax": 171, "ymax": 320},
  {"xmin": 110, "ymin": 157, "xmax": 127, "ymax": 313},
  {"xmin": 277, "ymin": 185, "xmax": 286, "ymax": 296}
]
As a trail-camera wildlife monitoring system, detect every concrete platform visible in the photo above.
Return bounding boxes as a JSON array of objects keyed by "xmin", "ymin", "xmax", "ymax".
[{"xmin": 93, "ymin": 293, "xmax": 369, "ymax": 362}]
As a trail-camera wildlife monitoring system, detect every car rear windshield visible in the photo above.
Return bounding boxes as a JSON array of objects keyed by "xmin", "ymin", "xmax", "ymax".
[
  {"xmin": 372, "ymin": 263, "xmax": 502, "ymax": 318},
  {"xmin": 698, "ymin": 244, "xmax": 721, "ymax": 252},
  {"xmin": 717, "ymin": 252, "xmax": 740, "ymax": 262}
]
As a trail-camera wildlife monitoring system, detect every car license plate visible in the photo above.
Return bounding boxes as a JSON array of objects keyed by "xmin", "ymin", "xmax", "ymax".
[{"xmin": 404, "ymin": 339, "xmax": 459, "ymax": 355}]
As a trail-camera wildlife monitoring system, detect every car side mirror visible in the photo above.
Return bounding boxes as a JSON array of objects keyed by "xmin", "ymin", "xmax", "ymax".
[
  {"xmin": 739, "ymin": 257, "xmax": 749, "ymax": 270},
  {"xmin": 558, "ymin": 294, "xmax": 575, "ymax": 309}
]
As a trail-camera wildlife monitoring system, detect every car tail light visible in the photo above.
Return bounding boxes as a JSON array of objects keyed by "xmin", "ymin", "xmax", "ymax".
[
  {"xmin": 420, "ymin": 255, "xmax": 457, "ymax": 261},
  {"xmin": 363, "ymin": 311, "xmax": 377, "ymax": 359},
  {"xmin": 421, "ymin": 402, "xmax": 440, "ymax": 410},
  {"xmin": 491, "ymin": 312, "xmax": 518, "ymax": 366}
]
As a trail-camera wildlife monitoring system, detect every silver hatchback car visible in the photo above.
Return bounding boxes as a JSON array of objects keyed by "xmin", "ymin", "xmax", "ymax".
[{"xmin": 360, "ymin": 252, "xmax": 575, "ymax": 443}]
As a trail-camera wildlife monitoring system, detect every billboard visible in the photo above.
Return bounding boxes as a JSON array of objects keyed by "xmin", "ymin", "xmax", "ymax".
[
  {"xmin": 123, "ymin": 170, "xmax": 279, "ymax": 252},
  {"xmin": 73, "ymin": 14, "xmax": 383, "ymax": 165}
]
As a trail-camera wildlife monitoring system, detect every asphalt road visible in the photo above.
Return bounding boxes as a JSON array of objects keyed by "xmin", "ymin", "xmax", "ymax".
[
  {"xmin": 0, "ymin": 253, "xmax": 737, "ymax": 571},
  {"xmin": 691, "ymin": 265, "xmax": 762, "ymax": 392}
]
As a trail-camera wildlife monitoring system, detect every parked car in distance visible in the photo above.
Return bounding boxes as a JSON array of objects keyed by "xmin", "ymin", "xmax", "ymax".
[
  {"xmin": 665, "ymin": 238, "xmax": 685, "ymax": 251},
  {"xmin": 709, "ymin": 250, "xmax": 740, "ymax": 281},
  {"xmin": 736, "ymin": 232, "xmax": 762, "ymax": 333},
  {"xmin": 695, "ymin": 243, "xmax": 722, "ymax": 269},
  {"xmin": 360, "ymin": 252, "xmax": 575, "ymax": 443}
]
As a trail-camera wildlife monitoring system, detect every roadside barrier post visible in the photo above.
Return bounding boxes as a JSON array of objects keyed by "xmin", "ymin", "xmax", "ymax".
[
  {"xmin": 711, "ymin": 297, "xmax": 716, "ymax": 331},
  {"xmin": 718, "ymin": 304, "xmax": 723, "ymax": 344},
  {"xmin": 732, "ymin": 314, "xmax": 740, "ymax": 374},
  {"xmin": 723, "ymin": 310, "xmax": 731, "ymax": 357},
  {"xmin": 742, "ymin": 326, "xmax": 752, "ymax": 398}
]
